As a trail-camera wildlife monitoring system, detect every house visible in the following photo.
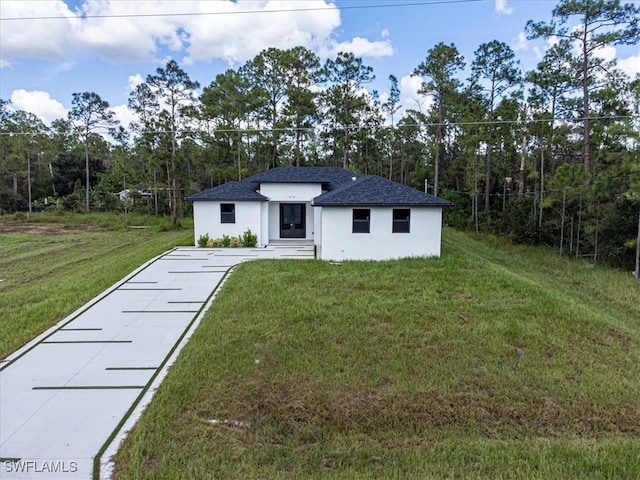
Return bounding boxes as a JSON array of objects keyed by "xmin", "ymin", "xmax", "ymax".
[{"xmin": 187, "ymin": 167, "xmax": 452, "ymax": 261}]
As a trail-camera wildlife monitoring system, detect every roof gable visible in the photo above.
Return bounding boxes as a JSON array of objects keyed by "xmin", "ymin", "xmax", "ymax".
[
  {"xmin": 187, "ymin": 179, "xmax": 267, "ymax": 202},
  {"xmin": 247, "ymin": 166, "xmax": 355, "ymax": 187},
  {"xmin": 313, "ymin": 175, "xmax": 452, "ymax": 207}
]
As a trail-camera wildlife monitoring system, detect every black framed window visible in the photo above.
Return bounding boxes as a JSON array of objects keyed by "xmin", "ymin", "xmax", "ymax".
[
  {"xmin": 220, "ymin": 203, "xmax": 235, "ymax": 224},
  {"xmin": 352, "ymin": 208, "xmax": 370, "ymax": 233},
  {"xmin": 392, "ymin": 208, "xmax": 410, "ymax": 233}
]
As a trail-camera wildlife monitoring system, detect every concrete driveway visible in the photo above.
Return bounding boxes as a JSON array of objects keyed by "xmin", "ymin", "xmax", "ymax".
[{"xmin": 0, "ymin": 245, "xmax": 314, "ymax": 479}]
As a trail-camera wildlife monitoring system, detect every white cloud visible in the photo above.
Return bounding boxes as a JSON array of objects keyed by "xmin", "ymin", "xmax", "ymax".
[
  {"xmin": 618, "ymin": 52, "xmax": 640, "ymax": 78},
  {"xmin": 127, "ymin": 74, "xmax": 144, "ymax": 92},
  {"xmin": 0, "ymin": 1, "xmax": 81, "ymax": 60},
  {"xmin": 184, "ymin": 0, "xmax": 342, "ymax": 64},
  {"xmin": 320, "ymin": 37, "xmax": 394, "ymax": 59},
  {"xmin": 111, "ymin": 104, "xmax": 137, "ymax": 128},
  {"xmin": 594, "ymin": 45, "xmax": 617, "ymax": 63},
  {"xmin": 513, "ymin": 32, "xmax": 528, "ymax": 52},
  {"xmin": 495, "ymin": 0, "xmax": 513, "ymax": 15},
  {"xmin": 533, "ymin": 46, "xmax": 543, "ymax": 61},
  {"xmin": 399, "ymin": 74, "xmax": 432, "ymax": 115},
  {"xmin": 0, "ymin": 0, "xmax": 353, "ymax": 66},
  {"xmin": 10, "ymin": 90, "xmax": 67, "ymax": 125}
]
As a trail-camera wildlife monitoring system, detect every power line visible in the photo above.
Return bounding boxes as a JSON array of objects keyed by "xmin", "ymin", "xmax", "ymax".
[
  {"xmin": 1, "ymin": 0, "xmax": 484, "ymax": 22},
  {"xmin": 2, "ymin": 113, "xmax": 639, "ymax": 136}
]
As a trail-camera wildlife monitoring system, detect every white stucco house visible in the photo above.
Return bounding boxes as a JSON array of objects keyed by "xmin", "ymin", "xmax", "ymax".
[{"xmin": 187, "ymin": 167, "xmax": 452, "ymax": 261}]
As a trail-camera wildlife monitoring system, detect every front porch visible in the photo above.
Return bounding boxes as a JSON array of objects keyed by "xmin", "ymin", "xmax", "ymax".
[{"xmin": 267, "ymin": 239, "xmax": 314, "ymax": 246}]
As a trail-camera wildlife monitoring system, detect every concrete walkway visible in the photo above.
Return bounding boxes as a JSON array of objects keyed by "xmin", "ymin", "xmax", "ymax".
[{"xmin": 0, "ymin": 245, "xmax": 314, "ymax": 479}]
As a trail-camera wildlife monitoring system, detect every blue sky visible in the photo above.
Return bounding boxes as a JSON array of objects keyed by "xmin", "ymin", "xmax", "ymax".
[{"xmin": 1, "ymin": 0, "xmax": 639, "ymax": 127}]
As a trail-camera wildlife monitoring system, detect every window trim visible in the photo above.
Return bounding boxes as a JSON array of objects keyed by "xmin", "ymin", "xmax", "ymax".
[
  {"xmin": 392, "ymin": 208, "xmax": 410, "ymax": 233},
  {"xmin": 352, "ymin": 208, "xmax": 370, "ymax": 233},
  {"xmin": 220, "ymin": 203, "xmax": 236, "ymax": 224}
]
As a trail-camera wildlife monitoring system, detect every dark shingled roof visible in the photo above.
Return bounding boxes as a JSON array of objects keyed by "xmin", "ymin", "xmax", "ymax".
[
  {"xmin": 186, "ymin": 179, "xmax": 267, "ymax": 202},
  {"xmin": 313, "ymin": 175, "xmax": 453, "ymax": 207},
  {"xmin": 187, "ymin": 167, "xmax": 452, "ymax": 207},
  {"xmin": 247, "ymin": 166, "xmax": 355, "ymax": 187}
]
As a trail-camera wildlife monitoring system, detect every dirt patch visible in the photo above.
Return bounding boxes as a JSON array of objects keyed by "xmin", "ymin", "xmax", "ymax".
[
  {"xmin": 0, "ymin": 221, "xmax": 105, "ymax": 235},
  {"xmin": 210, "ymin": 379, "xmax": 640, "ymax": 442}
]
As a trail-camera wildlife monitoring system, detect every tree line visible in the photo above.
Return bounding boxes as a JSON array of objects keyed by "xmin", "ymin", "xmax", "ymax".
[{"xmin": 1, "ymin": 0, "xmax": 639, "ymax": 273}]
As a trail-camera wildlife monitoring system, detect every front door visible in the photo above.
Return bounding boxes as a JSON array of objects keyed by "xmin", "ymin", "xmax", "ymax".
[{"xmin": 280, "ymin": 203, "xmax": 306, "ymax": 238}]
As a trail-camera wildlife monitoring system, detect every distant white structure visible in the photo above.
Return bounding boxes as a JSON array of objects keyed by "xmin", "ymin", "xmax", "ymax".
[{"xmin": 116, "ymin": 189, "xmax": 152, "ymax": 204}]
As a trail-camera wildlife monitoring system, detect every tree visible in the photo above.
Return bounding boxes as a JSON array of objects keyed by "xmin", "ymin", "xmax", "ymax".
[
  {"xmin": 68, "ymin": 92, "xmax": 117, "ymax": 211},
  {"xmin": 470, "ymin": 40, "xmax": 522, "ymax": 210},
  {"xmin": 413, "ymin": 42, "xmax": 465, "ymax": 196},
  {"xmin": 201, "ymin": 69, "xmax": 255, "ymax": 178},
  {"xmin": 321, "ymin": 52, "xmax": 375, "ymax": 169},
  {"xmin": 5, "ymin": 110, "xmax": 49, "ymax": 215},
  {"xmin": 243, "ymin": 48, "xmax": 290, "ymax": 168},
  {"xmin": 526, "ymin": 40, "xmax": 577, "ymax": 227},
  {"xmin": 145, "ymin": 60, "xmax": 200, "ymax": 227},
  {"xmin": 281, "ymin": 47, "xmax": 321, "ymax": 167},
  {"xmin": 382, "ymin": 75, "xmax": 401, "ymax": 180},
  {"xmin": 526, "ymin": 0, "xmax": 640, "ymax": 172}
]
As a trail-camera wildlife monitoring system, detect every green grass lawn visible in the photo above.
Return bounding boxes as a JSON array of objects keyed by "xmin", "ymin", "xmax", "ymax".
[
  {"xmin": 111, "ymin": 227, "xmax": 640, "ymax": 479},
  {"xmin": 0, "ymin": 213, "xmax": 193, "ymax": 359}
]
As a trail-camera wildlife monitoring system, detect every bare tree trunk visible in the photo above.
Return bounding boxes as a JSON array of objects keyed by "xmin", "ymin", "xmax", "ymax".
[
  {"xmin": 519, "ymin": 128, "xmax": 527, "ymax": 195},
  {"xmin": 237, "ymin": 131, "xmax": 242, "ymax": 180},
  {"xmin": 343, "ymin": 126, "xmax": 349, "ymax": 170},
  {"xmin": 582, "ymin": 23, "xmax": 590, "ymax": 172},
  {"xmin": 295, "ymin": 121, "xmax": 301, "ymax": 167},
  {"xmin": 569, "ymin": 214, "xmax": 574, "ymax": 254},
  {"xmin": 635, "ymin": 205, "xmax": 639, "ymax": 287},
  {"xmin": 27, "ymin": 153, "xmax": 32, "ymax": 219},
  {"xmin": 434, "ymin": 100, "xmax": 443, "ymax": 197},
  {"xmin": 474, "ymin": 167, "xmax": 479, "ymax": 236},
  {"xmin": 538, "ymin": 148, "xmax": 544, "ymax": 229},
  {"xmin": 484, "ymin": 143, "xmax": 492, "ymax": 210},
  {"xmin": 576, "ymin": 192, "xmax": 582, "ymax": 259},
  {"xmin": 593, "ymin": 217, "xmax": 599, "ymax": 266},
  {"xmin": 153, "ymin": 169, "xmax": 158, "ymax": 216},
  {"xmin": 560, "ymin": 190, "xmax": 566, "ymax": 256},
  {"xmin": 49, "ymin": 163, "xmax": 56, "ymax": 196},
  {"xmin": 85, "ymin": 140, "xmax": 90, "ymax": 212}
]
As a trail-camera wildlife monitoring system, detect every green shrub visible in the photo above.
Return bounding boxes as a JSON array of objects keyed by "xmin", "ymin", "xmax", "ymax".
[
  {"xmin": 197, "ymin": 233, "xmax": 210, "ymax": 247},
  {"xmin": 198, "ymin": 230, "xmax": 257, "ymax": 248},
  {"xmin": 242, "ymin": 229, "xmax": 258, "ymax": 247}
]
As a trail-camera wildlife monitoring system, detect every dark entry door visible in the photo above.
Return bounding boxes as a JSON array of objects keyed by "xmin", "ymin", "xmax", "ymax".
[{"xmin": 280, "ymin": 203, "xmax": 306, "ymax": 238}]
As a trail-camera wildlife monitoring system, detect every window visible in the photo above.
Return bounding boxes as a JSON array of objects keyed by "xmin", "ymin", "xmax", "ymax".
[
  {"xmin": 220, "ymin": 203, "xmax": 235, "ymax": 224},
  {"xmin": 392, "ymin": 208, "xmax": 410, "ymax": 233},
  {"xmin": 352, "ymin": 209, "xmax": 370, "ymax": 233}
]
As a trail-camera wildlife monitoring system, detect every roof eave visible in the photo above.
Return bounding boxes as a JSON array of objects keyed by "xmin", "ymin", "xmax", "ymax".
[
  {"xmin": 187, "ymin": 197, "xmax": 268, "ymax": 202},
  {"xmin": 314, "ymin": 202, "xmax": 451, "ymax": 207}
]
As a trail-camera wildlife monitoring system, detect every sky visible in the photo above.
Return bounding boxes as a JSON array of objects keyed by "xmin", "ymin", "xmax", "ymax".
[{"xmin": 1, "ymin": 0, "xmax": 640, "ymax": 128}]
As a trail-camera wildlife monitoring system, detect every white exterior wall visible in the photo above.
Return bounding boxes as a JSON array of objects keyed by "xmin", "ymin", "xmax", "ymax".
[
  {"xmin": 192, "ymin": 201, "xmax": 263, "ymax": 246},
  {"xmin": 313, "ymin": 206, "xmax": 322, "ymax": 249},
  {"xmin": 259, "ymin": 183, "xmax": 322, "ymax": 201},
  {"xmin": 259, "ymin": 202, "xmax": 269, "ymax": 246},
  {"xmin": 319, "ymin": 206, "xmax": 444, "ymax": 261}
]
